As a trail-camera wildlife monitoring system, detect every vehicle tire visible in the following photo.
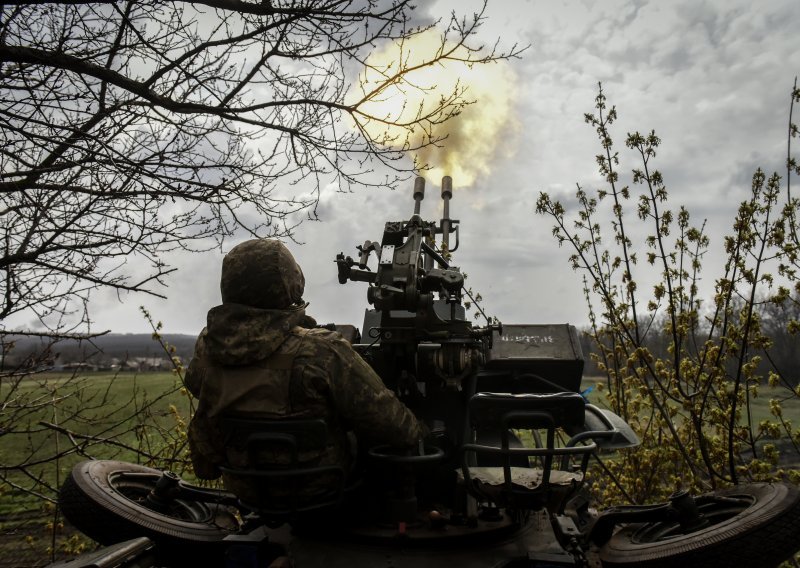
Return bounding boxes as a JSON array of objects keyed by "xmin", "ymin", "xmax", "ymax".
[
  {"xmin": 59, "ymin": 460, "xmax": 241, "ymax": 555},
  {"xmin": 599, "ymin": 482, "xmax": 800, "ymax": 568}
]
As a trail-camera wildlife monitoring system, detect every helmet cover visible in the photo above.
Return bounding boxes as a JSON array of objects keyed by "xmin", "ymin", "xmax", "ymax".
[{"xmin": 220, "ymin": 239, "xmax": 305, "ymax": 309}]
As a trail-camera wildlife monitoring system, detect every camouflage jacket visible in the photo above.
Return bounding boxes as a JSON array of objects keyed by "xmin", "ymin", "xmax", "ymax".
[{"xmin": 185, "ymin": 303, "xmax": 423, "ymax": 505}]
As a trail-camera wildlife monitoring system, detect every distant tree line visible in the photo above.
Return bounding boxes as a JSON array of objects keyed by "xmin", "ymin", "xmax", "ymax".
[
  {"xmin": 0, "ymin": 333, "xmax": 196, "ymax": 370},
  {"xmin": 580, "ymin": 293, "xmax": 800, "ymax": 386}
]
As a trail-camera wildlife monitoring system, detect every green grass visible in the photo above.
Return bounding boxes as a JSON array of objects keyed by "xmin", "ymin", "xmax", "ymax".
[
  {"xmin": 4, "ymin": 372, "xmax": 798, "ymax": 515},
  {"xmin": 3, "ymin": 372, "xmax": 798, "ymax": 516},
  {"xmin": 580, "ymin": 376, "xmax": 800, "ymax": 471},
  {"xmin": 2, "ymin": 372, "xmax": 799, "ymax": 566},
  {"xmin": 581, "ymin": 376, "xmax": 800, "ymax": 428},
  {"xmin": 1, "ymin": 371, "xmax": 195, "ymax": 566},
  {"xmin": 1, "ymin": 371, "xmax": 192, "ymax": 516}
]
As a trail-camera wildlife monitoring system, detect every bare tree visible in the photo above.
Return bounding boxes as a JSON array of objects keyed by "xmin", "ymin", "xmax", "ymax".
[
  {"xmin": 0, "ymin": 5, "xmax": 522, "ymax": 560},
  {"xmin": 0, "ymin": 0, "xmax": 521, "ymax": 334}
]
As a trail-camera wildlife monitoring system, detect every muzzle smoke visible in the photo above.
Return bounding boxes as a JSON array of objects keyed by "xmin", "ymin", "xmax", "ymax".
[{"xmin": 354, "ymin": 29, "xmax": 517, "ymax": 188}]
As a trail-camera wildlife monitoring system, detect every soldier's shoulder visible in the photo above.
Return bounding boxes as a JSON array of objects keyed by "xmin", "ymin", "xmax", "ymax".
[
  {"xmin": 191, "ymin": 328, "xmax": 209, "ymax": 356},
  {"xmin": 291, "ymin": 327, "xmax": 354, "ymax": 355},
  {"xmin": 297, "ymin": 326, "xmax": 347, "ymax": 344}
]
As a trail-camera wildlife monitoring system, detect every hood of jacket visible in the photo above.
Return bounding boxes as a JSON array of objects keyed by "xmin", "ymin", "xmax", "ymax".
[{"xmin": 204, "ymin": 303, "xmax": 307, "ymax": 366}]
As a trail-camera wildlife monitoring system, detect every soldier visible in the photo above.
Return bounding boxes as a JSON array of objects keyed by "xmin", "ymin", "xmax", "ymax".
[{"xmin": 186, "ymin": 239, "xmax": 423, "ymax": 509}]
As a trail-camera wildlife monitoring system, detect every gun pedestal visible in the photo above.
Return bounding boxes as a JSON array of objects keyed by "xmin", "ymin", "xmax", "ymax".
[{"xmin": 367, "ymin": 444, "xmax": 446, "ymax": 526}]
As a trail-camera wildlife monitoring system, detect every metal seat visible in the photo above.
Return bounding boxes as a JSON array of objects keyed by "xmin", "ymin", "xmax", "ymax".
[{"xmin": 460, "ymin": 392, "xmax": 596, "ymax": 512}]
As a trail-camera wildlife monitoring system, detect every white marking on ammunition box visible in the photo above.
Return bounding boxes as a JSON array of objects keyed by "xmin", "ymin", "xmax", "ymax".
[{"xmin": 497, "ymin": 335, "xmax": 556, "ymax": 344}]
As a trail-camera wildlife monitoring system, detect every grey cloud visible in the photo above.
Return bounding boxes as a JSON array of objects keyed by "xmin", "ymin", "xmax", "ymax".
[{"xmin": 49, "ymin": 0, "xmax": 800, "ymax": 334}]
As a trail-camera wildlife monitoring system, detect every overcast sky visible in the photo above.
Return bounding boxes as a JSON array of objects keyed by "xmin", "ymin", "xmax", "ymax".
[{"xmin": 81, "ymin": 0, "xmax": 799, "ymax": 337}]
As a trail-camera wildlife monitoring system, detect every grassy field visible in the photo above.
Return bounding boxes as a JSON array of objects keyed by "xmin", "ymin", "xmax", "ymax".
[
  {"xmin": 4, "ymin": 372, "xmax": 799, "ymax": 514},
  {"xmin": 1, "ymin": 371, "xmax": 193, "ymax": 566},
  {"xmin": 580, "ymin": 376, "xmax": 800, "ymax": 432},
  {"xmin": 1, "ymin": 372, "xmax": 192, "ymax": 513},
  {"xmin": 1, "ymin": 372, "xmax": 798, "ymax": 566}
]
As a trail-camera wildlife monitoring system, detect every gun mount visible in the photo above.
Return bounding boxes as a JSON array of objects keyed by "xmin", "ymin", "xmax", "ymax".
[
  {"xmin": 335, "ymin": 176, "xmax": 501, "ymax": 393},
  {"xmin": 334, "ymin": 177, "xmax": 588, "ymax": 396},
  {"xmin": 332, "ymin": 177, "xmax": 594, "ymax": 490}
]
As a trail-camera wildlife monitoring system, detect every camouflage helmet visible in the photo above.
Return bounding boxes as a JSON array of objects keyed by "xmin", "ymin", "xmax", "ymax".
[{"xmin": 220, "ymin": 239, "xmax": 305, "ymax": 309}]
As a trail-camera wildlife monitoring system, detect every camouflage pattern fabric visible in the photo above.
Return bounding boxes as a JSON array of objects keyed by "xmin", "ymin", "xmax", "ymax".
[
  {"xmin": 220, "ymin": 239, "xmax": 305, "ymax": 309},
  {"xmin": 186, "ymin": 302, "xmax": 424, "ymax": 508}
]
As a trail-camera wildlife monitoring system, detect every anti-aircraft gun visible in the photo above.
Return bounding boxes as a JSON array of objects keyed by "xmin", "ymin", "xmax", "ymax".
[
  {"xmin": 52, "ymin": 176, "xmax": 800, "ymax": 568},
  {"xmin": 335, "ymin": 176, "xmax": 497, "ymax": 401},
  {"xmin": 334, "ymin": 176, "xmax": 588, "ymax": 459}
]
